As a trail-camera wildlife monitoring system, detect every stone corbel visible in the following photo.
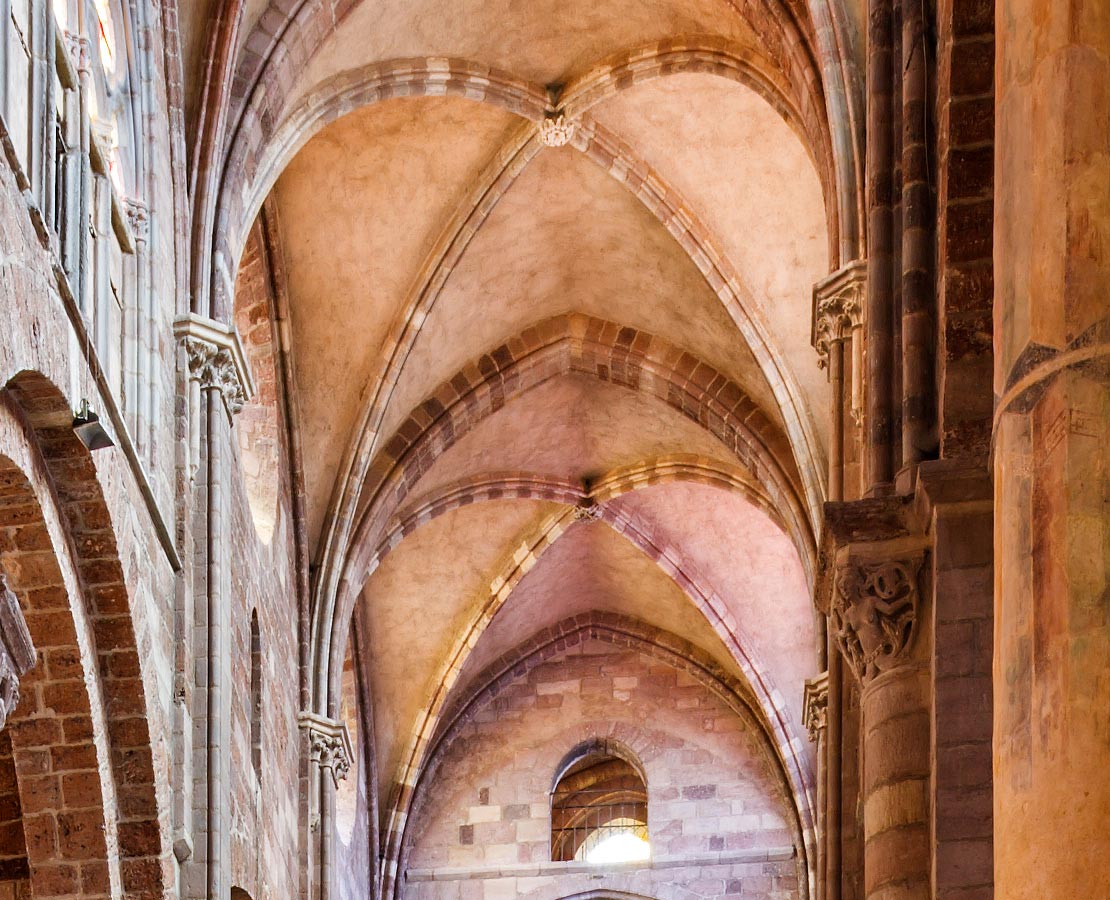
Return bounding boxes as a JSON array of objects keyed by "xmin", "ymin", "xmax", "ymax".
[
  {"xmin": 812, "ymin": 261, "xmax": 866, "ymax": 421},
  {"xmin": 173, "ymin": 314, "xmax": 254, "ymax": 420},
  {"xmin": 64, "ymin": 32, "xmax": 91, "ymax": 76},
  {"xmin": 0, "ymin": 575, "xmax": 37, "ymax": 731},
  {"xmin": 299, "ymin": 712, "xmax": 354, "ymax": 788},
  {"xmin": 802, "ymin": 672, "xmax": 829, "ymax": 742},
  {"xmin": 124, "ymin": 200, "xmax": 149, "ymax": 245}
]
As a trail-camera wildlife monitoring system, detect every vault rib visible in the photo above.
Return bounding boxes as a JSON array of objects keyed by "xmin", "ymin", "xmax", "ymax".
[
  {"xmin": 569, "ymin": 117, "xmax": 827, "ymax": 528},
  {"xmin": 375, "ymin": 499, "xmax": 815, "ymax": 900}
]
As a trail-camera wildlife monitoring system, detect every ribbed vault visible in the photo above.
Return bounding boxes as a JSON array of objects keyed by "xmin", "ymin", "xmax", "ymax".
[{"xmin": 199, "ymin": 0, "xmax": 866, "ymax": 895}]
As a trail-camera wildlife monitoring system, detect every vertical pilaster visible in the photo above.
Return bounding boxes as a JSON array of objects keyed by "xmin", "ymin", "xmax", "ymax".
[
  {"xmin": 900, "ymin": 0, "xmax": 937, "ymax": 471},
  {"xmin": 866, "ymin": 0, "xmax": 896, "ymax": 492},
  {"xmin": 174, "ymin": 316, "xmax": 253, "ymax": 900},
  {"xmin": 125, "ymin": 200, "xmax": 151, "ymax": 458},
  {"xmin": 821, "ymin": 503, "xmax": 931, "ymax": 900},
  {"xmin": 804, "ymin": 674, "xmax": 830, "ymax": 900},
  {"xmin": 918, "ymin": 464, "xmax": 993, "ymax": 900},
  {"xmin": 299, "ymin": 713, "xmax": 353, "ymax": 900}
]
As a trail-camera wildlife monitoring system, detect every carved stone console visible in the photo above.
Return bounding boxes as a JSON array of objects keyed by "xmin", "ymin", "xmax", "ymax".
[
  {"xmin": 299, "ymin": 711, "xmax": 354, "ymax": 788},
  {"xmin": 0, "ymin": 575, "xmax": 36, "ymax": 731},
  {"xmin": 802, "ymin": 672, "xmax": 829, "ymax": 742},
  {"xmin": 812, "ymin": 261, "xmax": 866, "ymax": 435},
  {"xmin": 812, "ymin": 261, "xmax": 865, "ymax": 370},
  {"xmin": 173, "ymin": 314, "xmax": 254, "ymax": 419},
  {"xmin": 174, "ymin": 314, "xmax": 255, "ymax": 478},
  {"xmin": 831, "ymin": 557, "xmax": 923, "ymax": 682}
]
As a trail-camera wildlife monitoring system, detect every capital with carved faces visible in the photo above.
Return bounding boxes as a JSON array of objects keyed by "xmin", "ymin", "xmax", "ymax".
[{"xmin": 831, "ymin": 555, "xmax": 922, "ymax": 683}]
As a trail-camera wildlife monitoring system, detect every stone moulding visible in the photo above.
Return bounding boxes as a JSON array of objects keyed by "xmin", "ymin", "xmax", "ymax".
[
  {"xmin": 811, "ymin": 259, "xmax": 865, "ymax": 370},
  {"xmin": 0, "ymin": 575, "xmax": 36, "ymax": 731},
  {"xmin": 831, "ymin": 556, "xmax": 923, "ymax": 683},
  {"xmin": 299, "ymin": 711, "xmax": 354, "ymax": 787},
  {"xmin": 173, "ymin": 313, "xmax": 255, "ymax": 418},
  {"xmin": 405, "ymin": 846, "xmax": 797, "ymax": 881},
  {"xmin": 802, "ymin": 671, "xmax": 829, "ymax": 741}
]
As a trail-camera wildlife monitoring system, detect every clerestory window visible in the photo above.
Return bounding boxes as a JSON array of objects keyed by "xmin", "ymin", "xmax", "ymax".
[{"xmin": 551, "ymin": 747, "xmax": 649, "ymax": 864}]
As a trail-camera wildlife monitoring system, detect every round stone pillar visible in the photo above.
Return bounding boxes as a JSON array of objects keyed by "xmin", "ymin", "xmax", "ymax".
[
  {"xmin": 860, "ymin": 664, "xmax": 930, "ymax": 900},
  {"xmin": 995, "ymin": 2, "xmax": 1110, "ymax": 898},
  {"xmin": 830, "ymin": 552, "xmax": 930, "ymax": 900}
]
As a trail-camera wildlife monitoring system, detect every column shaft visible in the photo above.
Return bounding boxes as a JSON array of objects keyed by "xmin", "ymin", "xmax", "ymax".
[
  {"xmin": 995, "ymin": 2, "xmax": 1110, "ymax": 897},
  {"xmin": 865, "ymin": 0, "xmax": 896, "ymax": 491},
  {"xmin": 862, "ymin": 665, "xmax": 930, "ymax": 900}
]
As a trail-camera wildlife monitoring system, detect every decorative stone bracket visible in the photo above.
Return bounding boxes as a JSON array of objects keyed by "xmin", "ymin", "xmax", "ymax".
[
  {"xmin": 299, "ymin": 711, "xmax": 354, "ymax": 788},
  {"xmin": 124, "ymin": 200, "xmax": 149, "ymax": 246},
  {"xmin": 0, "ymin": 575, "xmax": 37, "ymax": 731},
  {"xmin": 811, "ymin": 260, "xmax": 865, "ymax": 369},
  {"xmin": 813, "ymin": 261, "xmax": 866, "ymax": 429},
  {"xmin": 173, "ymin": 314, "xmax": 254, "ymax": 420},
  {"xmin": 802, "ymin": 672, "xmax": 829, "ymax": 742}
]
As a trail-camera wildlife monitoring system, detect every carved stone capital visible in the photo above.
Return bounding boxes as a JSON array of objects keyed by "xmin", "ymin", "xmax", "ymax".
[
  {"xmin": 831, "ymin": 556, "xmax": 923, "ymax": 683},
  {"xmin": 538, "ymin": 112, "xmax": 576, "ymax": 148},
  {"xmin": 0, "ymin": 575, "xmax": 37, "ymax": 731},
  {"xmin": 64, "ymin": 32, "xmax": 91, "ymax": 74},
  {"xmin": 173, "ymin": 314, "xmax": 254, "ymax": 419},
  {"xmin": 299, "ymin": 712, "xmax": 354, "ymax": 788},
  {"xmin": 812, "ymin": 260, "xmax": 866, "ymax": 369},
  {"xmin": 802, "ymin": 673, "xmax": 829, "ymax": 742},
  {"xmin": 124, "ymin": 200, "xmax": 150, "ymax": 242}
]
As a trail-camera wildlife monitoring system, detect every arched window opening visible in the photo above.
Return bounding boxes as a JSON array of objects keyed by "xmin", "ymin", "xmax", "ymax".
[
  {"xmin": 250, "ymin": 611, "xmax": 262, "ymax": 778},
  {"xmin": 551, "ymin": 750, "xmax": 648, "ymax": 864}
]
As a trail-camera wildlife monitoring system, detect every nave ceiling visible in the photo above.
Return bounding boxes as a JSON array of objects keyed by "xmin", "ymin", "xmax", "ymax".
[{"xmin": 201, "ymin": 0, "xmax": 862, "ymax": 860}]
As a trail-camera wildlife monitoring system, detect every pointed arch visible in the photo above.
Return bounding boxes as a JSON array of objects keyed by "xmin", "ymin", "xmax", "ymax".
[
  {"xmin": 0, "ymin": 371, "xmax": 168, "ymax": 899},
  {"xmin": 311, "ymin": 315, "xmax": 816, "ymax": 716}
]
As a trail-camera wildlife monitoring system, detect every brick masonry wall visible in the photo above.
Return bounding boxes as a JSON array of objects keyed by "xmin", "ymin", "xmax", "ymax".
[
  {"xmin": 0, "ymin": 7, "xmax": 318, "ymax": 899},
  {"xmin": 232, "ymin": 224, "xmax": 283, "ymax": 542},
  {"xmin": 0, "ymin": 77, "xmax": 179, "ymax": 900},
  {"xmin": 225, "ymin": 229, "xmax": 310, "ymax": 898},
  {"xmin": 402, "ymin": 639, "xmax": 803, "ymax": 900},
  {"xmin": 226, "ymin": 465, "xmax": 302, "ymax": 899}
]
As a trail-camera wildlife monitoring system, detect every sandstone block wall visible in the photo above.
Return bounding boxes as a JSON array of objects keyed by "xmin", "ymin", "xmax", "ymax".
[{"xmin": 402, "ymin": 639, "xmax": 803, "ymax": 900}]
